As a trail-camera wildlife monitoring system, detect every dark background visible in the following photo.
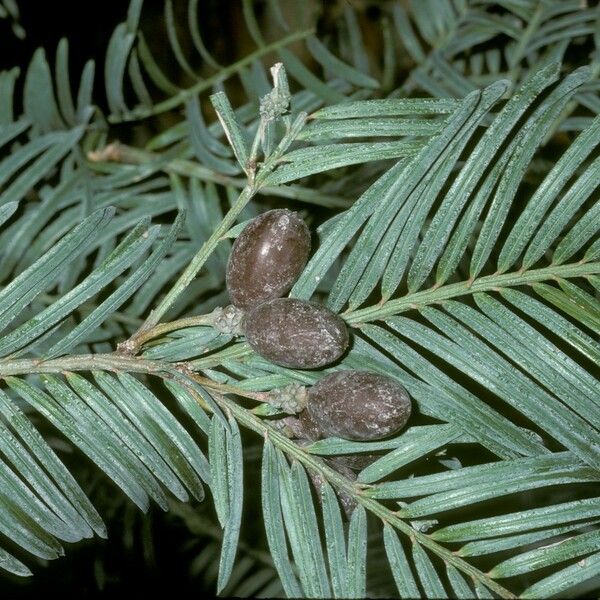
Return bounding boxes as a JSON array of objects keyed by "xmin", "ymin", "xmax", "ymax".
[{"xmin": 0, "ymin": 2, "xmax": 126, "ymax": 75}]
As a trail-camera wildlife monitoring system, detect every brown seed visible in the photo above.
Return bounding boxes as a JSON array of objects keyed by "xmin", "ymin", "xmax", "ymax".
[
  {"xmin": 306, "ymin": 370, "xmax": 411, "ymax": 441},
  {"xmin": 244, "ymin": 298, "xmax": 349, "ymax": 368},
  {"xmin": 296, "ymin": 409, "xmax": 323, "ymax": 441},
  {"xmin": 226, "ymin": 209, "xmax": 311, "ymax": 309}
]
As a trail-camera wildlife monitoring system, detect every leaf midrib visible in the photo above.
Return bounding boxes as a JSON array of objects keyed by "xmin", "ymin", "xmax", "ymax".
[{"xmin": 345, "ymin": 260, "xmax": 600, "ymax": 324}]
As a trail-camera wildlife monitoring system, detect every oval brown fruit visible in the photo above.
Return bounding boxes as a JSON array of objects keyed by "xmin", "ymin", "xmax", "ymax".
[
  {"xmin": 305, "ymin": 370, "xmax": 411, "ymax": 441},
  {"xmin": 244, "ymin": 298, "xmax": 349, "ymax": 368},
  {"xmin": 226, "ymin": 209, "xmax": 311, "ymax": 309}
]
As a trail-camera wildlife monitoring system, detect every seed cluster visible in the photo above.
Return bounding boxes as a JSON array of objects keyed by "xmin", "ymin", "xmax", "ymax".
[{"xmin": 226, "ymin": 209, "xmax": 412, "ymax": 442}]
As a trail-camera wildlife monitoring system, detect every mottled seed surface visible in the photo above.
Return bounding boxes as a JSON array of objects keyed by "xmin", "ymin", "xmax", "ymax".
[
  {"xmin": 226, "ymin": 209, "xmax": 311, "ymax": 309},
  {"xmin": 244, "ymin": 298, "xmax": 349, "ymax": 368},
  {"xmin": 296, "ymin": 409, "xmax": 322, "ymax": 441},
  {"xmin": 306, "ymin": 370, "xmax": 411, "ymax": 441}
]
